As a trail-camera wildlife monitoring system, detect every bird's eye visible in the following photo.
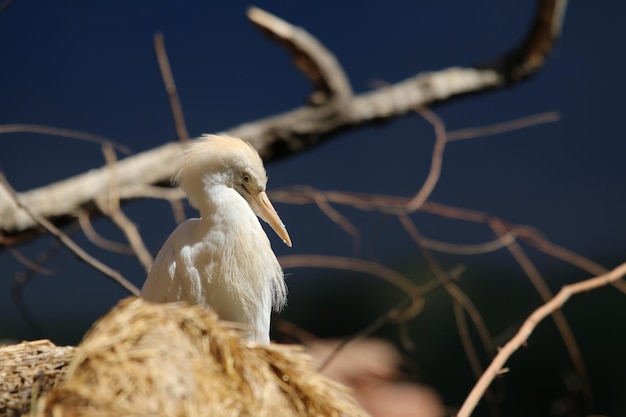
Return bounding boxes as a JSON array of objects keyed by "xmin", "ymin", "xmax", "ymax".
[{"xmin": 243, "ymin": 174, "xmax": 251, "ymax": 184}]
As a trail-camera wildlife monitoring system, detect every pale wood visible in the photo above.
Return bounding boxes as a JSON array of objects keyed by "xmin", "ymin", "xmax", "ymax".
[{"xmin": 0, "ymin": 1, "xmax": 566, "ymax": 245}]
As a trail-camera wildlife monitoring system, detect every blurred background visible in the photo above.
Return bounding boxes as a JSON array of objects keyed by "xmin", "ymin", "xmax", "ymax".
[{"xmin": 1, "ymin": 2, "xmax": 625, "ymax": 416}]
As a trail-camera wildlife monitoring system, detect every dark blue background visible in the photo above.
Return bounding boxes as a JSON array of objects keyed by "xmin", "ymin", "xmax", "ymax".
[{"xmin": 1, "ymin": 2, "xmax": 625, "ymax": 415}]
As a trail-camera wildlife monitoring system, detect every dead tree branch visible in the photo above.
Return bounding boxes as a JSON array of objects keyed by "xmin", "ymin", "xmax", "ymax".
[
  {"xmin": 0, "ymin": 173, "xmax": 140, "ymax": 296},
  {"xmin": 456, "ymin": 261, "xmax": 626, "ymax": 417},
  {"xmin": 154, "ymin": 32, "xmax": 190, "ymax": 143},
  {"xmin": 97, "ymin": 145, "xmax": 154, "ymax": 273},
  {"xmin": 0, "ymin": 0, "xmax": 566, "ymax": 245}
]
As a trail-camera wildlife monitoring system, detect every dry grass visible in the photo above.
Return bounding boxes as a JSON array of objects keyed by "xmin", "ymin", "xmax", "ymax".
[
  {"xmin": 0, "ymin": 339, "xmax": 74, "ymax": 417},
  {"xmin": 28, "ymin": 297, "xmax": 368, "ymax": 417}
]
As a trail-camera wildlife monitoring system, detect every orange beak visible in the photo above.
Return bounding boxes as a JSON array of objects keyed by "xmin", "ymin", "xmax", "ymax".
[{"xmin": 248, "ymin": 189, "xmax": 292, "ymax": 247}]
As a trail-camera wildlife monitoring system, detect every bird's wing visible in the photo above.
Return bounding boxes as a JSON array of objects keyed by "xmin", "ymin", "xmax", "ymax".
[
  {"xmin": 141, "ymin": 219, "xmax": 207, "ymax": 304},
  {"xmin": 141, "ymin": 242, "xmax": 179, "ymax": 302}
]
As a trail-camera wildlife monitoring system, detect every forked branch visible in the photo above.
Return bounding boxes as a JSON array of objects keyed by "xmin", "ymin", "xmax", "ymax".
[
  {"xmin": 0, "ymin": 173, "xmax": 140, "ymax": 296},
  {"xmin": 456, "ymin": 261, "xmax": 626, "ymax": 417},
  {"xmin": 0, "ymin": 0, "xmax": 567, "ymax": 245}
]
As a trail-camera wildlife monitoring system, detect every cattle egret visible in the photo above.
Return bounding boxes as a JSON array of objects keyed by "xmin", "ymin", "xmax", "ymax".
[{"xmin": 141, "ymin": 134, "xmax": 291, "ymax": 342}]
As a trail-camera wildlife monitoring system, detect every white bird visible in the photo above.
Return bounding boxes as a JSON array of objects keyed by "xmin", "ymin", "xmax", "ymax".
[{"xmin": 141, "ymin": 134, "xmax": 291, "ymax": 343}]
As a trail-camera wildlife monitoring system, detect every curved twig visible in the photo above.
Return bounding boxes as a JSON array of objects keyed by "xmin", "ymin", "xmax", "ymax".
[
  {"xmin": 457, "ymin": 262, "xmax": 626, "ymax": 417},
  {"xmin": 491, "ymin": 222, "xmax": 592, "ymax": 411},
  {"xmin": 492, "ymin": 0, "xmax": 567, "ymax": 82},
  {"xmin": 0, "ymin": 172, "xmax": 140, "ymax": 296},
  {"xmin": 406, "ymin": 106, "xmax": 448, "ymax": 212},
  {"xmin": 279, "ymin": 254, "xmax": 423, "ymax": 309},
  {"xmin": 419, "ymin": 232, "xmax": 516, "ymax": 255},
  {"xmin": 270, "ymin": 187, "xmax": 626, "ymax": 295},
  {"xmin": 78, "ymin": 210, "xmax": 134, "ymax": 255},
  {"xmin": 399, "ymin": 215, "xmax": 496, "ymax": 355}
]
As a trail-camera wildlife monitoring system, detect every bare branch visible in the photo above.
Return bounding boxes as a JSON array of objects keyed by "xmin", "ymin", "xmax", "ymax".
[
  {"xmin": 0, "ymin": 124, "xmax": 131, "ymax": 154},
  {"xmin": 312, "ymin": 264, "xmax": 464, "ymax": 372},
  {"xmin": 78, "ymin": 210, "xmax": 134, "ymax": 255},
  {"xmin": 0, "ymin": 172, "xmax": 140, "ymax": 296},
  {"xmin": 0, "ymin": 1, "xmax": 566, "ymax": 243},
  {"xmin": 122, "ymin": 184, "xmax": 185, "ymax": 200},
  {"xmin": 98, "ymin": 145, "xmax": 154, "ymax": 273},
  {"xmin": 12, "ymin": 224, "xmax": 80, "ymax": 337},
  {"xmin": 0, "ymin": 141, "xmax": 184, "ymax": 244},
  {"xmin": 271, "ymin": 187, "xmax": 626, "ymax": 296},
  {"xmin": 453, "ymin": 302, "xmax": 500, "ymax": 417},
  {"xmin": 9, "ymin": 248, "xmax": 58, "ymax": 276},
  {"xmin": 247, "ymin": 6, "xmax": 352, "ymax": 105},
  {"xmin": 491, "ymin": 223, "xmax": 592, "ymax": 410},
  {"xmin": 311, "ymin": 192, "xmax": 361, "ymax": 255},
  {"xmin": 112, "ymin": 183, "xmax": 187, "ymax": 224},
  {"xmin": 96, "ymin": 197, "xmax": 154, "ymax": 273},
  {"xmin": 154, "ymin": 32, "xmax": 190, "ymax": 143},
  {"xmin": 494, "ymin": 0, "xmax": 567, "ymax": 82},
  {"xmin": 279, "ymin": 255, "xmax": 423, "ymax": 310},
  {"xmin": 447, "ymin": 111, "xmax": 560, "ymax": 142},
  {"xmin": 406, "ymin": 106, "xmax": 448, "ymax": 212},
  {"xmin": 457, "ymin": 261, "xmax": 626, "ymax": 417},
  {"xmin": 399, "ymin": 215, "xmax": 496, "ymax": 354},
  {"xmin": 419, "ymin": 232, "xmax": 517, "ymax": 255}
]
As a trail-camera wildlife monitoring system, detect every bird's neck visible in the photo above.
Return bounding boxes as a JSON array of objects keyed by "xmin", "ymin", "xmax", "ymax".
[
  {"xmin": 197, "ymin": 183, "xmax": 240, "ymax": 219},
  {"xmin": 192, "ymin": 183, "xmax": 286, "ymax": 340},
  {"xmin": 184, "ymin": 172, "xmax": 233, "ymax": 215}
]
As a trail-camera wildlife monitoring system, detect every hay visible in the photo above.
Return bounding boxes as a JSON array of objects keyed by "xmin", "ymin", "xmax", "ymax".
[
  {"xmin": 33, "ymin": 297, "xmax": 368, "ymax": 417},
  {"xmin": 0, "ymin": 339, "xmax": 74, "ymax": 417}
]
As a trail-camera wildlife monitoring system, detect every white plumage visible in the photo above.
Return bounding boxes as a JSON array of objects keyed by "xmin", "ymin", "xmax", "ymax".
[{"xmin": 141, "ymin": 134, "xmax": 291, "ymax": 342}]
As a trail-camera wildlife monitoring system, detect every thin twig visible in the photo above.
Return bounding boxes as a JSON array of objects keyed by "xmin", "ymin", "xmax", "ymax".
[
  {"xmin": 399, "ymin": 213, "xmax": 501, "ymax": 416},
  {"xmin": 279, "ymin": 255, "xmax": 422, "ymax": 307},
  {"xmin": 106, "ymin": 183, "xmax": 188, "ymax": 225},
  {"xmin": 271, "ymin": 188, "xmax": 626, "ymax": 295},
  {"xmin": 9, "ymin": 248, "xmax": 58, "ymax": 276},
  {"xmin": 419, "ymin": 232, "xmax": 516, "ymax": 255},
  {"xmin": 419, "ymin": 201, "xmax": 626, "ymax": 294},
  {"xmin": 312, "ymin": 192, "xmax": 360, "ymax": 255},
  {"xmin": 457, "ymin": 261, "xmax": 626, "ymax": 417},
  {"xmin": 491, "ymin": 221, "xmax": 593, "ymax": 411},
  {"xmin": 168, "ymin": 198, "xmax": 187, "ymax": 225},
  {"xmin": 398, "ymin": 214, "xmax": 495, "ymax": 355},
  {"xmin": 0, "ymin": 172, "xmax": 140, "ymax": 295},
  {"xmin": 78, "ymin": 210, "xmax": 134, "ymax": 255},
  {"xmin": 447, "ymin": 111, "xmax": 560, "ymax": 142},
  {"xmin": 1, "ymin": 0, "xmax": 569, "ymax": 240},
  {"xmin": 314, "ymin": 264, "xmax": 464, "ymax": 372},
  {"xmin": 453, "ymin": 302, "xmax": 500, "ymax": 417},
  {"xmin": 154, "ymin": 32, "xmax": 189, "ymax": 143},
  {"xmin": 406, "ymin": 106, "xmax": 448, "ymax": 212},
  {"xmin": 0, "ymin": 124, "xmax": 131, "ymax": 154},
  {"xmin": 11, "ymin": 223, "xmax": 80, "ymax": 337},
  {"xmin": 99, "ymin": 144, "xmax": 154, "ymax": 272},
  {"xmin": 317, "ymin": 302, "xmax": 405, "ymax": 372},
  {"xmin": 11, "ymin": 279, "xmax": 44, "ymax": 338},
  {"xmin": 273, "ymin": 318, "xmax": 322, "ymax": 344}
]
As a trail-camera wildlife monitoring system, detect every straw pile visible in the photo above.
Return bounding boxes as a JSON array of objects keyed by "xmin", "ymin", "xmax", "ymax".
[
  {"xmin": 30, "ymin": 297, "xmax": 368, "ymax": 417},
  {"xmin": 0, "ymin": 339, "xmax": 74, "ymax": 417}
]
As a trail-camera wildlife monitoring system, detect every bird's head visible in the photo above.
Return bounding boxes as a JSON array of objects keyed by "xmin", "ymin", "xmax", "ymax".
[{"xmin": 174, "ymin": 134, "xmax": 292, "ymax": 247}]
